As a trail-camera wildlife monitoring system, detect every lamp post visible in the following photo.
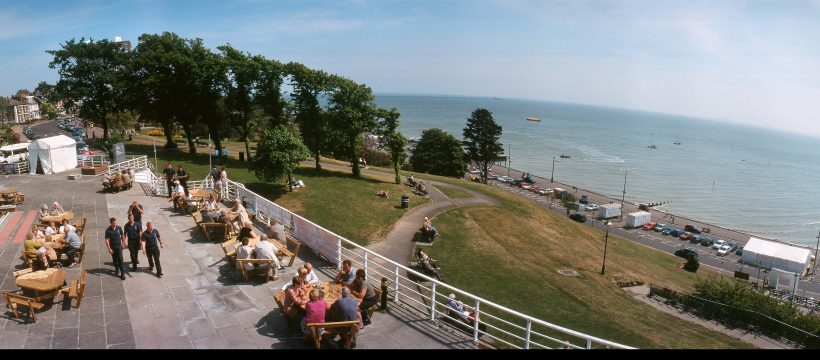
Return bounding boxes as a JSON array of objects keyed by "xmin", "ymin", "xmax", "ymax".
[
  {"xmin": 619, "ymin": 170, "xmax": 627, "ymax": 222},
  {"xmin": 814, "ymin": 229, "xmax": 820, "ymax": 275},
  {"xmin": 551, "ymin": 156, "xmax": 555, "ymax": 183},
  {"xmin": 601, "ymin": 221, "xmax": 612, "ymax": 275}
]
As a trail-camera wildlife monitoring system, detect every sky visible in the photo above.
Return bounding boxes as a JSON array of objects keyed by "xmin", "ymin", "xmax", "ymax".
[{"xmin": 1, "ymin": 0, "xmax": 819, "ymax": 137}]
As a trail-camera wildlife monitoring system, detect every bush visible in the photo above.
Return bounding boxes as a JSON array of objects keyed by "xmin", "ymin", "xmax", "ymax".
[
  {"xmin": 683, "ymin": 257, "xmax": 699, "ymax": 272},
  {"xmin": 147, "ymin": 129, "xmax": 164, "ymax": 136}
]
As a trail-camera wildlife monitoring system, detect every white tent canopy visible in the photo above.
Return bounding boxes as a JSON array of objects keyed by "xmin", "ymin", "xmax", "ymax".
[
  {"xmin": 28, "ymin": 135, "xmax": 77, "ymax": 175},
  {"xmin": 741, "ymin": 237, "xmax": 812, "ymax": 274}
]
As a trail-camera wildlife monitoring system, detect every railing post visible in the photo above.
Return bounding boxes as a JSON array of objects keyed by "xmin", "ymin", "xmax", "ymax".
[
  {"xmin": 525, "ymin": 319, "xmax": 531, "ymax": 349},
  {"xmin": 394, "ymin": 266, "xmax": 400, "ymax": 303},
  {"xmin": 430, "ymin": 282, "xmax": 437, "ymax": 320},
  {"xmin": 363, "ymin": 251, "xmax": 369, "ymax": 277},
  {"xmin": 473, "ymin": 299, "xmax": 481, "ymax": 342},
  {"xmin": 337, "ymin": 237, "xmax": 343, "ymax": 270},
  {"xmin": 586, "ymin": 338, "xmax": 593, "ymax": 349}
]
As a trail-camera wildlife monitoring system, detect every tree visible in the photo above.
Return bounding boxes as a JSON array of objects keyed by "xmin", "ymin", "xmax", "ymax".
[
  {"xmin": 410, "ymin": 128, "xmax": 467, "ymax": 178},
  {"xmin": 219, "ymin": 45, "xmax": 273, "ymax": 158},
  {"xmin": 328, "ymin": 77, "xmax": 378, "ymax": 177},
  {"xmin": 463, "ymin": 108, "xmax": 503, "ymax": 184},
  {"xmin": 253, "ymin": 125, "xmax": 310, "ymax": 192},
  {"xmin": 14, "ymin": 89, "xmax": 31, "ymax": 98},
  {"xmin": 378, "ymin": 107, "xmax": 407, "ymax": 184},
  {"xmin": 39, "ymin": 102, "xmax": 58, "ymax": 119},
  {"xmin": 0, "ymin": 97, "xmax": 8, "ymax": 122},
  {"xmin": 47, "ymin": 38, "xmax": 130, "ymax": 140},
  {"xmin": 35, "ymin": 81, "xmax": 57, "ymax": 102},
  {"xmin": 287, "ymin": 62, "xmax": 332, "ymax": 171}
]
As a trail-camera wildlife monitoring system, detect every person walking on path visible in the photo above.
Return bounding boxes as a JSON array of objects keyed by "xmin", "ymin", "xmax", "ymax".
[
  {"xmin": 162, "ymin": 163, "xmax": 176, "ymax": 198},
  {"xmin": 176, "ymin": 164, "xmax": 189, "ymax": 193},
  {"xmin": 124, "ymin": 214, "xmax": 143, "ymax": 271},
  {"xmin": 141, "ymin": 221, "xmax": 164, "ymax": 278},
  {"xmin": 104, "ymin": 217, "xmax": 127, "ymax": 280},
  {"xmin": 128, "ymin": 201, "xmax": 144, "ymax": 228}
]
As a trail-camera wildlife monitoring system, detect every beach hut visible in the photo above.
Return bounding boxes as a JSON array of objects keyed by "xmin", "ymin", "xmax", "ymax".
[
  {"xmin": 28, "ymin": 135, "xmax": 77, "ymax": 175},
  {"xmin": 741, "ymin": 237, "xmax": 812, "ymax": 275},
  {"xmin": 626, "ymin": 211, "xmax": 652, "ymax": 228},
  {"xmin": 597, "ymin": 203, "xmax": 621, "ymax": 220}
]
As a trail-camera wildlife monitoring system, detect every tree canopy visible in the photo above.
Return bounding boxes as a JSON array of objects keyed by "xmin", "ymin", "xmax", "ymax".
[
  {"xmin": 410, "ymin": 128, "xmax": 467, "ymax": 178},
  {"xmin": 378, "ymin": 107, "xmax": 407, "ymax": 184},
  {"xmin": 253, "ymin": 125, "xmax": 310, "ymax": 192},
  {"xmin": 463, "ymin": 107, "xmax": 503, "ymax": 184}
]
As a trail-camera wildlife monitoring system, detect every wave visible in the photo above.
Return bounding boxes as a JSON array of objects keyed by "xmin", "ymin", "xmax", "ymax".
[
  {"xmin": 803, "ymin": 221, "xmax": 820, "ymax": 226},
  {"xmin": 571, "ymin": 144, "xmax": 625, "ymax": 163}
]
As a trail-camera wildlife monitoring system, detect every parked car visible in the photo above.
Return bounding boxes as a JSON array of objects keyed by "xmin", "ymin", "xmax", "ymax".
[
  {"xmin": 701, "ymin": 237, "xmax": 715, "ymax": 247},
  {"xmin": 661, "ymin": 228, "xmax": 673, "ymax": 236},
  {"xmin": 674, "ymin": 248, "xmax": 699, "ymax": 261},
  {"xmin": 584, "ymin": 204, "xmax": 600, "ymax": 211},
  {"xmin": 717, "ymin": 245, "xmax": 732, "ymax": 256},
  {"xmin": 684, "ymin": 224, "xmax": 702, "ymax": 234},
  {"xmin": 569, "ymin": 213, "xmax": 587, "ymax": 223},
  {"xmin": 679, "ymin": 232, "xmax": 693, "ymax": 241},
  {"xmin": 735, "ymin": 246, "xmax": 744, "ymax": 256},
  {"xmin": 690, "ymin": 235, "xmax": 703, "ymax": 244},
  {"xmin": 642, "ymin": 222, "xmax": 657, "ymax": 230},
  {"xmin": 653, "ymin": 224, "xmax": 666, "ymax": 232},
  {"xmin": 670, "ymin": 229, "xmax": 686, "ymax": 237},
  {"xmin": 712, "ymin": 239, "xmax": 726, "ymax": 250},
  {"xmin": 579, "ymin": 195, "xmax": 589, "ymax": 204},
  {"xmin": 726, "ymin": 241, "xmax": 737, "ymax": 252}
]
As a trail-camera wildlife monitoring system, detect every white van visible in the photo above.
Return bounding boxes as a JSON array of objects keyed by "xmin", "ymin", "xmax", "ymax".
[{"xmin": 0, "ymin": 142, "xmax": 31, "ymax": 164}]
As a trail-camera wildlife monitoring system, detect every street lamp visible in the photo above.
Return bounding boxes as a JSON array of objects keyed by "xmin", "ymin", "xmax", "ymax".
[
  {"xmin": 551, "ymin": 156, "xmax": 555, "ymax": 183},
  {"xmin": 814, "ymin": 229, "xmax": 820, "ymax": 275},
  {"xmin": 601, "ymin": 221, "xmax": 612, "ymax": 275}
]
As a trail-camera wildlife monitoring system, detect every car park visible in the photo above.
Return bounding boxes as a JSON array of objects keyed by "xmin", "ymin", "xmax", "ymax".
[
  {"xmin": 674, "ymin": 248, "xmax": 699, "ymax": 260},
  {"xmin": 701, "ymin": 237, "xmax": 715, "ymax": 247},
  {"xmin": 579, "ymin": 195, "xmax": 589, "ymax": 204},
  {"xmin": 717, "ymin": 244, "xmax": 733, "ymax": 256},
  {"xmin": 684, "ymin": 224, "xmax": 702, "ymax": 234},
  {"xmin": 653, "ymin": 223, "xmax": 666, "ymax": 232},
  {"xmin": 679, "ymin": 232, "xmax": 693, "ymax": 241},
  {"xmin": 712, "ymin": 239, "xmax": 726, "ymax": 250},
  {"xmin": 569, "ymin": 213, "xmax": 587, "ymax": 223},
  {"xmin": 735, "ymin": 246, "xmax": 744, "ymax": 256},
  {"xmin": 584, "ymin": 204, "xmax": 600, "ymax": 211},
  {"xmin": 661, "ymin": 228, "xmax": 673, "ymax": 236},
  {"xmin": 642, "ymin": 222, "xmax": 657, "ymax": 230},
  {"xmin": 670, "ymin": 229, "xmax": 685, "ymax": 237},
  {"xmin": 690, "ymin": 235, "xmax": 703, "ymax": 244}
]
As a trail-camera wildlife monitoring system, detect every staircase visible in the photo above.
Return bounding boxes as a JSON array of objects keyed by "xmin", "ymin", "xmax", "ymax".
[{"xmin": 134, "ymin": 169, "xmax": 152, "ymax": 184}]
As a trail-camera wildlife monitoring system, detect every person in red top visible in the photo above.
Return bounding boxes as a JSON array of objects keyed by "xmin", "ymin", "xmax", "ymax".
[
  {"xmin": 302, "ymin": 289, "xmax": 328, "ymax": 336},
  {"xmin": 284, "ymin": 276, "xmax": 309, "ymax": 321}
]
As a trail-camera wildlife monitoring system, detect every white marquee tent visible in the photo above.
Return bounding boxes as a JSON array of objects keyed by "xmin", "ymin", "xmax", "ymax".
[
  {"xmin": 741, "ymin": 237, "xmax": 812, "ymax": 274},
  {"xmin": 28, "ymin": 135, "xmax": 77, "ymax": 175}
]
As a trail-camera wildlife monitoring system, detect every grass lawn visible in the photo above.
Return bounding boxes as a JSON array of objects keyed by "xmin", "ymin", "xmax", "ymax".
[
  {"xmin": 125, "ymin": 143, "xmax": 429, "ymax": 245},
  {"xmin": 436, "ymin": 185, "xmax": 472, "ymax": 199},
  {"xmin": 422, "ymin": 188, "xmax": 752, "ymax": 349}
]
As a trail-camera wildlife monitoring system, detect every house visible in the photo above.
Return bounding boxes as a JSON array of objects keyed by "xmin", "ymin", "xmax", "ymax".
[{"xmin": 4, "ymin": 95, "xmax": 41, "ymax": 124}]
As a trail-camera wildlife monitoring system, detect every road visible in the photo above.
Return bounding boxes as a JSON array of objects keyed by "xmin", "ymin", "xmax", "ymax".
[
  {"xmin": 487, "ymin": 180, "xmax": 820, "ymax": 299},
  {"xmin": 27, "ymin": 119, "xmax": 74, "ymax": 139}
]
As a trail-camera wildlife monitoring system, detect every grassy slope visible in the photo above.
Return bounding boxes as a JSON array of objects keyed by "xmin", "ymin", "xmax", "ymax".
[
  {"xmin": 126, "ymin": 143, "xmax": 429, "ymax": 245},
  {"xmin": 436, "ymin": 185, "xmax": 472, "ymax": 199}
]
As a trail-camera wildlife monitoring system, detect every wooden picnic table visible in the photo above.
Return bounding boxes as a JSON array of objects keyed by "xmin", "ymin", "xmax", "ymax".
[
  {"xmin": 16, "ymin": 268, "xmax": 66, "ymax": 301},
  {"xmin": 41, "ymin": 211, "xmax": 74, "ymax": 224},
  {"xmin": 1, "ymin": 188, "xmax": 22, "ymax": 204},
  {"xmin": 303, "ymin": 282, "xmax": 362, "ymax": 310}
]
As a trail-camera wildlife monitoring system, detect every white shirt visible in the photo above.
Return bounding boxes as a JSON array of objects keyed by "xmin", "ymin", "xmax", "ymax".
[
  {"xmin": 174, "ymin": 184, "xmax": 184, "ymax": 194},
  {"xmin": 60, "ymin": 224, "xmax": 77, "ymax": 233},
  {"xmin": 236, "ymin": 245, "xmax": 254, "ymax": 271},
  {"xmin": 255, "ymin": 240, "xmax": 281, "ymax": 268},
  {"xmin": 44, "ymin": 227, "xmax": 57, "ymax": 236},
  {"xmin": 305, "ymin": 269, "xmax": 319, "ymax": 286}
]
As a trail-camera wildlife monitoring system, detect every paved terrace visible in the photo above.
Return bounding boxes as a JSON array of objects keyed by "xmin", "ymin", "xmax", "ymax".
[{"xmin": 0, "ymin": 172, "xmax": 477, "ymax": 349}]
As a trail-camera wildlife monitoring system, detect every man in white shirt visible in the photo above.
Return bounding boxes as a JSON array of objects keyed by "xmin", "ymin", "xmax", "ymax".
[
  {"xmin": 44, "ymin": 221, "xmax": 58, "ymax": 236},
  {"xmin": 59, "ymin": 219, "xmax": 76, "ymax": 234},
  {"xmin": 303, "ymin": 262, "xmax": 319, "ymax": 287},
  {"xmin": 254, "ymin": 234, "xmax": 282, "ymax": 280}
]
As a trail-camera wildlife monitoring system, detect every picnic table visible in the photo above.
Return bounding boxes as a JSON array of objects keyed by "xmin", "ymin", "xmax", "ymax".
[
  {"xmin": 16, "ymin": 268, "xmax": 66, "ymax": 301},
  {"xmin": 41, "ymin": 211, "xmax": 74, "ymax": 224},
  {"xmin": 303, "ymin": 282, "xmax": 362, "ymax": 309},
  {"xmin": 1, "ymin": 188, "xmax": 23, "ymax": 204}
]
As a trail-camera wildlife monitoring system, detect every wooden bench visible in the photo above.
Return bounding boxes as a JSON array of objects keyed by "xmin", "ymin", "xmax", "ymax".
[
  {"xmin": 13, "ymin": 268, "xmax": 33, "ymax": 278},
  {"xmin": 192, "ymin": 211, "xmax": 229, "ymax": 241},
  {"xmin": 275, "ymin": 235, "xmax": 302, "ymax": 267},
  {"xmin": 305, "ymin": 320, "xmax": 360, "ymax": 349},
  {"xmin": 3, "ymin": 291, "xmax": 44, "ymax": 323},
  {"xmin": 275, "ymin": 290, "xmax": 296, "ymax": 330},
  {"xmin": 221, "ymin": 238, "xmax": 239, "ymax": 266},
  {"xmin": 60, "ymin": 270, "xmax": 87, "ymax": 308},
  {"xmin": 236, "ymin": 258, "xmax": 274, "ymax": 282}
]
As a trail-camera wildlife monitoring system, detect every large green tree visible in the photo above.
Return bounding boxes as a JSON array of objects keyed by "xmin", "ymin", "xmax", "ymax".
[
  {"xmin": 378, "ymin": 107, "xmax": 407, "ymax": 184},
  {"xmin": 410, "ymin": 128, "xmax": 467, "ymax": 178},
  {"xmin": 253, "ymin": 125, "xmax": 310, "ymax": 192},
  {"xmin": 328, "ymin": 77, "xmax": 379, "ymax": 177},
  {"xmin": 462, "ymin": 107, "xmax": 503, "ymax": 184},
  {"xmin": 287, "ymin": 62, "xmax": 332, "ymax": 171},
  {"xmin": 35, "ymin": 81, "xmax": 57, "ymax": 102},
  {"xmin": 47, "ymin": 38, "xmax": 130, "ymax": 139}
]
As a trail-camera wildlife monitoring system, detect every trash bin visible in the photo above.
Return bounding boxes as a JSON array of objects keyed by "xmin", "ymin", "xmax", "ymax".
[
  {"xmin": 400, "ymin": 194, "xmax": 410, "ymax": 209},
  {"xmin": 239, "ymin": 152, "xmax": 245, "ymax": 162}
]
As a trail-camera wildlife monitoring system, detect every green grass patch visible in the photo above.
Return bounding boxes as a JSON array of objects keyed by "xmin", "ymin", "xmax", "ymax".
[
  {"xmin": 126, "ymin": 144, "xmax": 429, "ymax": 245},
  {"xmin": 424, "ymin": 190, "xmax": 753, "ymax": 349},
  {"xmin": 435, "ymin": 185, "xmax": 472, "ymax": 199}
]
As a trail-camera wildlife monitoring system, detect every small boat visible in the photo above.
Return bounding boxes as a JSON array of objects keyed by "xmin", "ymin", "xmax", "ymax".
[
  {"xmin": 673, "ymin": 141, "xmax": 681, "ymax": 145},
  {"xmin": 526, "ymin": 117, "xmax": 541, "ymax": 122},
  {"xmin": 647, "ymin": 133, "xmax": 657, "ymax": 149},
  {"xmin": 559, "ymin": 154, "xmax": 570, "ymax": 159}
]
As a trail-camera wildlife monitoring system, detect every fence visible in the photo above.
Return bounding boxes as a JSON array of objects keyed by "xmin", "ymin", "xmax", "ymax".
[
  {"xmin": 649, "ymin": 282, "xmax": 820, "ymax": 348},
  {"xmin": 0, "ymin": 161, "xmax": 28, "ymax": 175},
  {"xmin": 101, "ymin": 155, "xmax": 147, "ymax": 177},
  {"xmin": 145, "ymin": 172, "xmax": 633, "ymax": 349},
  {"xmin": 77, "ymin": 155, "xmax": 109, "ymax": 168}
]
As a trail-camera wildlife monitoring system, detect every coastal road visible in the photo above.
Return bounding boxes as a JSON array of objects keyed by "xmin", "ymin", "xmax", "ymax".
[
  {"xmin": 28, "ymin": 119, "xmax": 73, "ymax": 138},
  {"xmin": 485, "ymin": 176, "xmax": 820, "ymax": 299}
]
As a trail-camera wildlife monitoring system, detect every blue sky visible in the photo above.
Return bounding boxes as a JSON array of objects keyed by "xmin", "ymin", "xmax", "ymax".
[{"xmin": 2, "ymin": 0, "xmax": 820, "ymax": 136}]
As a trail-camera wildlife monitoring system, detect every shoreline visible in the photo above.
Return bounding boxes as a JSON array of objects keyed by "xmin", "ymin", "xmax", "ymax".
[{"xmin": 487, "ymin": 163, "xmax": 814, "ymax": 251}]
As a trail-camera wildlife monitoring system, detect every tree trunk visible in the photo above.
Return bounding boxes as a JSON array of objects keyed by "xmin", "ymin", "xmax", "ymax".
[
  {"xmin": 351, "ymin": 140, "xmax": 360, "ymax": 177},
  {"xmin": 314, "ymin": 153, "xmax": 321, "ymax": 171},
  {"xmin": 482, "ymin": 161, "xmax": 489, "ymax": 185},
  {"xmin": 394, "ymin": 161, "xmax": 401, "ymax": 184},
  {"xmin": 183, "ymin": 123, "xmax": 196, "ymax": 154},
  {"xmin": 287, "ymin": 173, "xmax": 293, "ymax": 192},
  {"xmin": 102, "ymin": 119, "xmax": 109, "ymax": 140},
  {"xmin": 162, "ymin": 120, "xmax": 177, "ymax": 149}
]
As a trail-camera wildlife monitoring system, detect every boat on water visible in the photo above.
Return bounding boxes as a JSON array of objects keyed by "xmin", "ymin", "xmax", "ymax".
[
  {"xmin": 647, "ymin": 133, "xmax": 657, "ymax": 149},
  {"xmin": 559, "ymin": 154, "xmax": 570, "ymax": 159},
  {"xmin": 673, "ymin": 141, "xmax": 681, "ymax": 145},
  {"xmin": 526, "ymin": 117, "xmax": 541, "ymax": 122}
]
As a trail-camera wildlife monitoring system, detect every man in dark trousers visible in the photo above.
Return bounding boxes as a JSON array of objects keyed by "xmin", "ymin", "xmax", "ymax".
[
  {"xmin": 104, "ymin": 217, "xmax": 127, "ymax": 280},
  {"xmin": 162, "ymin": 163, "xmax": 176, "ymax": 198},
  {"xmin": 128, "ymin": 201, "xmax": 144, "ymax": 228},
  {"xmin": 176, "ymin": 164, "xmax": 189, "ymax": 193},
  {"xmin": 141, "ymin": 221, "xmax": 164, "ymax": 278},
  {"xmin": 124, "ymin": 213, "xmax": 142, "ymax": 271}
]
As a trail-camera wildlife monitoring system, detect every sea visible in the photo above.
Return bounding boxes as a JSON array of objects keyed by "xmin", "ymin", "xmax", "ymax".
[{"xmin": 374, "ymin": 94, "xmax": 820, "ymax": 246}]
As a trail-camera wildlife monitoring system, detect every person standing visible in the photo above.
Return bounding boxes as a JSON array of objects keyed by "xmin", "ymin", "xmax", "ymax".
[
  {"xmin": 210, "ymin": 166, "xmax": 220, "ymax": 189},
  {"xmin": 141, "ymin": 221, "xmax": 164, "ymax": 278},
  {"xmin": 162, "ymin": 163, "xmax": 176, "ymax": 198},
  {"xmin": 124, "ymin": 213, "xmax": 143, "ymax": 271},
  {"xmin": 219, "ymin": 166, "xmax": 228, "ymax": 199},
  {"xmin": 128, "ymin": 201, "xmax": 144, "ymax": 228},
  {"xmin": 104, "ymin": 217, "xmax": 127, "ymax": 280},
  {"xmin": 176, "ymin": 164, "xmax": 189, "ymax": 193}
]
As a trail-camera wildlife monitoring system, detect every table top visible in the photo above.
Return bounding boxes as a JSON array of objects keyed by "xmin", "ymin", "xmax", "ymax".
[
  {"xmin": 0, "ymin": 189, "xmax": 18, "ymax": 195},
  {"xmin": 304, "ymin": 282, "xmax": 362, "ymax": 309},
  {"xmin": 41, "ymin": 211, "xmax": 74, "ymax": 224},
  {"xmin": 16, "ymin": 268, "xmax": 66, "ymax": 293}
]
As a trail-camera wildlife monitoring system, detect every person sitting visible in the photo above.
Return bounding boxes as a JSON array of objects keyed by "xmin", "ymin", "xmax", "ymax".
[
  {"xmin": 416, "ymin": 249, "xmax": 442, "ymax": 281},
  {"xmin": 49, "ymin": 202, "xmax": 65, "ymax": 216},
  {"xmin": 228, "ymin": 197, "xmax": 252, "ymax": 228},
  {"xmin": 446, "ymin": 293, "xmax": 487, "ymax": 332},
  {"xmin": 63, "ymin": 227, "xmax": 82, "ymax": 267},
  {"xmin": 269, "ymin": 218, "xmax": 287, "ymax": 246},
  {"xmin": 23, "ymin": 233, "xmax": 49, "ymax": 270},
  {"xmin": 113, "ymin": 171, "xmax": 124, "ymax": 192},
  {"xmin": 29, "ymin": 224, "xmax": 45, "ymax": 240},
  {"xmin": 168, "ymin": 181, "xmax": 185, "ymax": 210},
  {"xmin": 283, "ymin": 276, "xmax": 309, "ymax": 322},
  {"xmin": 203, "ymin": 194, "xmax": 224, "ymax": 223},
  {"xmin": 183, "ymin": 191, "xmax": 199, "ymax": 211},
  {"xmin": 329, "ymin": 287, "xmax": 364, "ymax": 343},
  {"xmin": 335, "ymin": 259, "xmax": 357, "ymax": 286},
  {"xmin": 406, "ymin": 174, "xmax": 417, "ymax": 186},
  {"xmin": 38, "ymin": 204, "xmax": 49, "ymax": 220},
  {"xmin": 302, "ymin": 289, "xmax": 328, "ymax": 337},
  {"xmin": 416, "ymin": 181, "xmax": 428, "ymax": 196},
  {"xmin": 236, "ymin": 237, "xmax": 254, "ymax": 272},
  {"xmin": 255, "ymin": 234, "xmax": 283, "ymax": 280},
  {"xmin": 290, "ymin": 179, "xmax": 306, "ymax": 189},
  {"xmin": 375, "ymin": 190, "xmax": 390, "ymax": 198},
  {"xmin": 59, "ymin": 219, "xmax": 76, "ymax": 234},
  {"xmin": 421, "ymin": 217, "xmax": 439, "ymax": 242},
  {"xmin": 350, "ymin": 269, "xmax": 378, "ymax": 326},
  {"xmin": 303, "ymin": 262, "xmax": 319, "ymax": 287},
  {"xmin": 121, "ymin": 170, "xmax": 132, "ymax": 190},
  {"xmin": 44, "ymin": 221, "xmax": 59, "ymax": 237},
  {"xmin": 238, "ymin": 225, "xmax": 256, "ymax": 241}
]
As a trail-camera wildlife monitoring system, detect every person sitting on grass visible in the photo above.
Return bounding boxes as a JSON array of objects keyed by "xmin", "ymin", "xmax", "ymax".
[
  {"xmin": 421, "ymin": 217, "xmax": 439, "ymax": 242},
  {"xmin": 406, "ymin": 173, "xmax": 417, "ymax": 186},
  {"xmin": 446, "ymin": 293, "xmax": 487, "ymax": 332},
  {"xmin": 375, "ymin": 190, "xmax": 390, "ymax": 198},
  {"xmin": 416, "ymin": 181, "xmax": 428, "ymax": 196}
]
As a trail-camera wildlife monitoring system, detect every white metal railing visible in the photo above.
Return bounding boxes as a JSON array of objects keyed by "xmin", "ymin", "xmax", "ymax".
[
  {"xmin": 0, "ymin": 161, "xmax": 28, "ymax": 175},
  {"xmin": 141, "ymin": 170, "xmax": 634, "ymax": 349},
  {"xmin": 102, "ymin": 155, "xmax": 147, "ymax": 176},
  {"xmin": 77, "ymin": 155, "xmax": 110, "ymax": 168}
]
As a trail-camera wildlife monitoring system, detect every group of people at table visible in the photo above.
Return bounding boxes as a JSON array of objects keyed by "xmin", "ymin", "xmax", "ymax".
[
  {"xmin": 25, "ymin": 201, "xmax": 82, "ymax": 269},
  {"xmin": 282, "ymin": 259, "xmax": 379, "ymax": 338}
]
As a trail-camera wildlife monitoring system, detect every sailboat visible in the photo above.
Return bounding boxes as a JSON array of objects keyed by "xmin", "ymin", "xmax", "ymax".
[
  {"xmin": 647, "ymin": 133, "xmax": 657, "ymax": 149},
  {"xmin": 673, "ymin": 136, "xmax": 681, "ymax": 145}
]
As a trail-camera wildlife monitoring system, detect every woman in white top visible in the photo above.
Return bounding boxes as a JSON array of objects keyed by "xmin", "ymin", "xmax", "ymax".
[{"xmin": 236, "ymin": 237, "xmax": 255, "ymax": 271}]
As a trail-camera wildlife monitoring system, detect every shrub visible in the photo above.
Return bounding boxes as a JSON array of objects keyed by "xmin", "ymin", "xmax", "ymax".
[
  {"xmin": 147, "ymin": 129, "xmax": 164, "ymax": 136},
  {"xmin": 683, "ymin": 257, "xmax": 699, "ymax": 272}
]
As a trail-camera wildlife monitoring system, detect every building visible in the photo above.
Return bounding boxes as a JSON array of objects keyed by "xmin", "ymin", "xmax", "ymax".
[
  {"xmin": 114, "ymin": 36, "xmax": 131, "ymax": 53},
  {"xmin": 4, "ymin": 95, "xmax": 40, "ymax": 124}
]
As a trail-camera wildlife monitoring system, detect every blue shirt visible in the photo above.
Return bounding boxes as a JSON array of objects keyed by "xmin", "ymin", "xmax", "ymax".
[
  {"xmin": 105, "ymin": 225, "xmax": 124, "ymax": 249},
  {"xmin": 130, "ymin": 205, "xmax": 143, "ymax": 223},
  {"xmin": 332, "ymin": 297, "xmax": 360, "ymax": 322},
  {"xmin": 124, "ymin": 221, "xmax": 142, "ymax": 241},
  {"xmin": 141, "ymin": 229, "xmax": 161, "ymax": 249},
  {"xmin": 65, "ymin": 231, "xmax": 81, "ymax": 249}
]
